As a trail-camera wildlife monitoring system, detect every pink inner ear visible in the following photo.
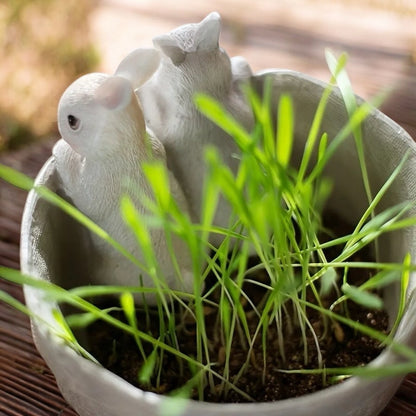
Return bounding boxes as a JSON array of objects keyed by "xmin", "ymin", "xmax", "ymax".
[{"xmin": 95, "ymin": 76, "xmax": 132, "ymax": 110}]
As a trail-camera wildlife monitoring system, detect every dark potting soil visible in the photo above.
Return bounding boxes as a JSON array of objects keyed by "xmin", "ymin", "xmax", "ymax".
[{"xmin": 84, "ymin": 213, "xmax": 389, "ymax": 403}]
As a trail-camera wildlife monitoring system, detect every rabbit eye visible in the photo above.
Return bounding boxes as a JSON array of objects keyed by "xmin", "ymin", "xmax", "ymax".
[{"xmin": 68, "ymin": 115, "xmax": 80, "ymax": 130}]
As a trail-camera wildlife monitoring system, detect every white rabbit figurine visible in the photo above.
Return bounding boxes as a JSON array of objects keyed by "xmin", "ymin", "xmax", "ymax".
[
  {"xmin": 118, "ymin": 12, "xmax": 254, "ymax": 247},
  {"xmin": 53, "ymin": 71, "xmax": 194, "ymax": 303}
]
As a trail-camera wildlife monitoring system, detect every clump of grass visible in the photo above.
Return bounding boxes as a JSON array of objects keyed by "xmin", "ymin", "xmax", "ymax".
[{"xmin": 1, "ymin": 51, "xmax": 416, "ymax": 403}]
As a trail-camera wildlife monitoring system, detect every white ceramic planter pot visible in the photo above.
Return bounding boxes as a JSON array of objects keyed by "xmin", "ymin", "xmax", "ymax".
[{"xmin": 21, "ymin": 70, "xmax": 416, "ymax": 416}]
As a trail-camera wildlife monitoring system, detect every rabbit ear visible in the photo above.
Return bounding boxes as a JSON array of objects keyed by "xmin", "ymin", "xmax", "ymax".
[
  {"xmin": 231, "ymin": 56, "xmax": 253, "ymax": 80},
  {"xmin": 115, "ymin": 48, "xmax": 161, "ymax": 89},
  {"xmin": 95, "ymin": 76, "xmax": 132, "ymax": 110},
  {"xmin": 153, "ymin": 34, "xmax": 186, "ymax": 65},
  {"xmin": 194, "ymin": 12, "xmax": 221, "ymax": 51}
]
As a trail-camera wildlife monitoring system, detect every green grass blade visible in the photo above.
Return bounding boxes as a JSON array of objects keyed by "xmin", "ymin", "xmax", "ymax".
[
  {"xmin": 297, "ymin": 52, "xmax": 348, "ymax": 183},
  {"xmin": 120, "ymin": 290, "xmax": 149, "ymax": 365},
  {"xmin": 0, "ymin": 275, "xmax": 98, "ymax": 362},
  {"xmin": 138, "ymin": 347, "xmax": 158, "ymax": 385},
  {"xmin": 65, "ymin": 307, "xmax": 120, "ymax": 328},
  {"xmin": 343, "ymin": 153, "xmax": 410, "ymax": 252},
  {"xmin": 0, "ymin": 288, "xmax": 34, "ymax": 317},
  {"xmin": 390, "ymin": 253, "xmax": 411, "ymax": 337},
  {"xmin": 279, "ymin": 360, "xmax": 416, "ymax": 379},
  {"xmin": 52, "ymin": 308, "xmax": 79, "ymax": 344},
  {"xmin": 194, "ymin": 94, "xmax": 253, "ymax": 152},
  {"xmin": 142, "ymin": 161, "xmax": 172, "ymax": 212},
  {"xmin": 307, "ymin": 99, "xmax": 373, "ymax": 184},
  {"xmin": 341, "ymin": 283, "xmax": 383, "ymax": 310},
  {"xmin": 277, "ymin": 94, "xmax": 294, "ymax": 169},
  {"xmin": 359, "ymin": 269, "xmax": 402, "ymax": 292},
  {"xmin": 0, "ymin": 163, "xmax": 35, "ymax": 189},
  {"xmin": 319, "ymin": 267, "xmax": 338, "ymax": 297},
  {"xmin": 120, "ymin": 195, "xmax": 155, "ymax": 268}
]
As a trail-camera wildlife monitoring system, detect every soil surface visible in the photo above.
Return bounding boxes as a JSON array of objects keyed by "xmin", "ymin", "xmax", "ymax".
[{"xmin": 84, "ymin": 213, "xmax": 389, "ymax": 403}]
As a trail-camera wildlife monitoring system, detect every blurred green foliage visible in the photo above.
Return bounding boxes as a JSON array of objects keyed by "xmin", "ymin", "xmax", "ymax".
[{"xmin": 0, "ymin": 0, "xmax": 100, "ymax": 151}]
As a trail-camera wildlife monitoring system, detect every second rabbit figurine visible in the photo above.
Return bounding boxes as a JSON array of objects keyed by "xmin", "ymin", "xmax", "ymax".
[{"xmin": 119, "ymin": 12, "xmax": 254, "ymax": 246}]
